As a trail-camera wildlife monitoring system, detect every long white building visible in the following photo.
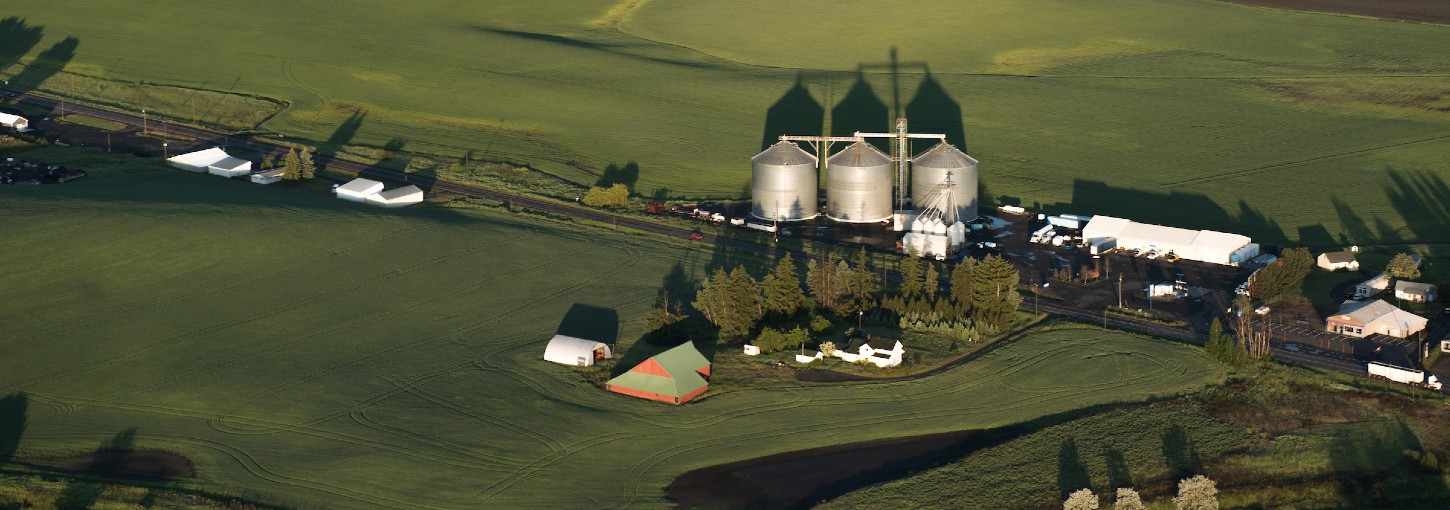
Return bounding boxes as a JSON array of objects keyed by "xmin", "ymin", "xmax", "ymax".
[{"xmin": 1082, "ymin": 215, "xmax": 1258, "ymax": 265}]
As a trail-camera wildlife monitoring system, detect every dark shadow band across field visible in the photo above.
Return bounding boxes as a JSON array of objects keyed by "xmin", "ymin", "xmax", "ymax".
[{"xmin": 1221, "ymin": 0, "xmax": 1450, "ymax": 25}]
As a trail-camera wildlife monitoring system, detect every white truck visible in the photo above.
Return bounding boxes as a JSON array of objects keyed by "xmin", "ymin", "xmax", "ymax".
[{"xmin": 1367, "ymin": 361, "xmax": 1442, "ymax": 390}]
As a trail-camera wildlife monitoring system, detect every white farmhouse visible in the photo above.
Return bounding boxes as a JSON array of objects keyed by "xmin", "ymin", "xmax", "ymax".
[
  {"xmin": 1316, "ymin": 251, "xmax": 1359, "ymax": 271},
  {"xmin": 335, "ymin": 178, "xmax": 384, "ymax": 202},
  {"xmin": 832, "ymin": 338, "xmax": 905, "ymax": 368},
  {"xmin": 1394, "ymin": 281, "xmax": 1437, "ymax": 303}
]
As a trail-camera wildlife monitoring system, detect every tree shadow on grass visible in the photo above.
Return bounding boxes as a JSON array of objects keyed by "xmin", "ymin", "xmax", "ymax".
[
  {"xmin": 1161, "ymin": 423, "xmax": 1202, "ymax": 481},
  {"xmin": 1057, "ymin": 437, "xmax": 1091, "ymax": 500},
  {"xmin": 56, "ymin": 427, "xmax": 136, "ymax": 510},
  {"xmin": 1103, "ymin": 445, "xmax": 1133, "ymax": 489},
  {"xmin": 0, "ymin": 17, "xmax": 44, "ymax": 75},
  {"xmin": 1327, "ymin": 418, "xmax": 1450, "ymax": 507},
  {"xmin": 6, "ymin": 36, "xmax": 78, "ymax": 95},
  {"xmin": 0, "ymin": 392, "xmax": 26, "ymax": 464},
  {"xmin": 595, "ymin": 161, "xmax": 639, "ymax": 190}
]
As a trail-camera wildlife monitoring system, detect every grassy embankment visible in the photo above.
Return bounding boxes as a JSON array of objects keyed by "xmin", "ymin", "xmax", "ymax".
[
  {"xmin": 0, "ymin": 146, "xmax": 1224, "ymax": 508},
  {"xmin": 3, "ymin": 0, "xmax": 1450, "ymax": 245}
]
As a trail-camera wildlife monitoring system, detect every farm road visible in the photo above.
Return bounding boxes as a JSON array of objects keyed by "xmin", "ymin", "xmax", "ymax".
[{"xmin": 3, "ymin": 89, "xmax": 1389, "ymax": 384}]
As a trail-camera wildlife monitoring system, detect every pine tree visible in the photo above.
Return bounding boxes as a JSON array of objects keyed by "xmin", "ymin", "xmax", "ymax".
[
  {"xmin": 281, "ymin": 147, "xmax": 300, "ymax": 181},
  {"xmin": 806, "ymin": 251, "xmax": 840, "ymax": 312},
  {"xmin": 900, "ymin": 256, "xmax": 924, "ymax": 299},
  {"xmin": 971, "ymin": 254, "xmax": 1021, "ymax": 331},
  {"xmin": 298, "ymin": 147, "xmax": 316, "ymax": 179},
  {"xmin": 692, "ymin": 267, "xmax": 762, "ymax": 340},
  {"xmin": 950, "ymin": 257, "xmax": 976, "ymax": 320},
  {"xmin": 761, "ymin": 255, "xmax": 805, "ymax": 318},
  {"xmin": 924, "ymin": 263, "xmax": 940, "ymax": 300}
]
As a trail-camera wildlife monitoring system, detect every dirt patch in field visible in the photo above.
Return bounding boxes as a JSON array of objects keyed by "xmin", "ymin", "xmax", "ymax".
[
  {"xmin": 1222, "ymin": 0, "xmax": 1450, "ymax": 25},
  {"xmin": 22, "ymin": 449, "xmax": 195, "ymax": 481}
]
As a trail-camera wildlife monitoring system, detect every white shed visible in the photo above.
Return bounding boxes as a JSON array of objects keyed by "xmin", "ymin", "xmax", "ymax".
[
  {"xmin": 207, "ymin": 157, "xmax": 252, "ymax": 177},
  {"xmin": 250, "ymin": 168, "xmax": 285, "ymax": 185},
  {"xmin": 167, "ymin": 147, "xmax": 231, "ymax": 173},
  {"xmin": 542, "ymin": 335, "xmax": 613, "ymax": 367},
  {"xmin": 335, "ymin": 178, "xmax": 384, "ymax": 202},
  {"xmin": 365, "ymin": 185, "xmax": 424, "ymax": 208},
  {"xmin": 0, "ymin": 113, "xmax": 29, "ymax": 131}
]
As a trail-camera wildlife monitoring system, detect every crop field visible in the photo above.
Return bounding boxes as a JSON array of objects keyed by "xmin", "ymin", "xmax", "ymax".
[
  {"xmin": 0, "ymin": 158, "xmax": 1224, "ymax": 508},
  {"xmin": 4, "ymin": 1, "xmax": 1450, "ymax": 245}
]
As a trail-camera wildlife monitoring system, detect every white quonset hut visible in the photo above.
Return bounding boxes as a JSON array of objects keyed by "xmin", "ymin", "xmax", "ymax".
[
  {"xmin": 1082, "ymin": 215, "xmax": 1258, "ymax": 266},
  {"xmin": 365, "ymin": 185, "xmax": 424, "ymax": 208},
  {"xmin": 542, "ymin": 335, "xmax": 613, "ymax": 367},
  {"xmin": 0, "ymin": 113, "xmax": 29, "ymax": 131},
  {"xmin": 166, "ymin": 147, "xmax": 252, "ymax": 176},
  {"xmin": 250, "ymin": 168, "xmax": 285, "ymax": 185},
  {"xmin": 335, "ymin": 178, "xmax": 384, "ymax": 202}
]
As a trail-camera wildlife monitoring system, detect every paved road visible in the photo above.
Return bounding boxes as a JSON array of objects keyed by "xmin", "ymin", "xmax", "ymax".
[{"xmin": 4, "ymin": 90, "xmax": 1403, "ymax": 386}]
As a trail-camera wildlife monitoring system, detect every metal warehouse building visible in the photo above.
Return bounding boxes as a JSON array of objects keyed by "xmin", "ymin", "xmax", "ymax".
[{"xmin": 1083, "ymin": 215, "xmax": 1259, "ymax": 266}]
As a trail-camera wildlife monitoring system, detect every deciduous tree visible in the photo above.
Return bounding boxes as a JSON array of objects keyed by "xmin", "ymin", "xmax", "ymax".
[
  {"xmin": 1064, "ymin": 488, "xmax": 1099, "ymax": 510},
  {"xmin": 1173, "ymin": 475, "xmax": 1218, "ymax": 510},
  {"xmin": 1250, "ymin": 247, "xmax": 1311, "ymax": 301},
  {"xmin": 1113, "ymin": 488, "xmax": 1145, "ymax": 510},
  {"xmin": 1386, "ymin": 252, "xmax": 1421, "ymax": 280}
]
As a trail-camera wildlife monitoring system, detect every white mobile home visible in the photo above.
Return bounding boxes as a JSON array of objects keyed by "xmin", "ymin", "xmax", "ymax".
[
  {"xmin": 250, "ymin": 168, "xmax": 285, "ymax": 185},
  {"xmin": 335, "ymin": 178, "xmax": 384, "ymax": 202}
]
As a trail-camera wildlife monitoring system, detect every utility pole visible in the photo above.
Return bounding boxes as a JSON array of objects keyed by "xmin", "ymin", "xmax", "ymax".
[
  {"xmin": 106, "ymin": 133, "xmax": 111, "ymax": 153},
  {"xmin": 142, "ymin": 109, "xmax": 147, "ymax": 134},
  {"xmin": 1117, "ymin": 274, "xmax": 1124, "ymax": 308}
]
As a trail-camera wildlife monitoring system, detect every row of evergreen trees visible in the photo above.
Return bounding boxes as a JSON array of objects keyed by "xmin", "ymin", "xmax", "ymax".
[
  {"xmin": 688, "ymin": 248, "xmax": 1022, "ymax": 342},
  {"xmin": 278, "ymin": 147, "xmax": 316, "ymax": 181}
]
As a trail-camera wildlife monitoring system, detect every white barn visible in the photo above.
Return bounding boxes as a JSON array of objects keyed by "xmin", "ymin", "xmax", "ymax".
[
  {"xmin": 0, "ymin": 113, "xmax": 29, "ymax": 131},
  {"xmin": 167, "ymin": 147, "xmax": 251, "ymax": 176},
  {"xmin": 250, "ymin": 168, "xmax": 285, "ymax": 185},
  {"xmin": 1317, "ymin": 251, "xmax": 1359, "ymax": 271},
  {"xmin": 542, "ymin": 335, "xmax": 613, "ymax": 367},
  {"xmin": 1082, "ymin": 215, "xmax": 1258, "ymax": 266},
  {"xmin": 365, "ymin": 185, "xmax": 424, "ymax": 208},
  {"xmin": 335, "ymin": 178, "xmax": 384, "ymax": 202}
]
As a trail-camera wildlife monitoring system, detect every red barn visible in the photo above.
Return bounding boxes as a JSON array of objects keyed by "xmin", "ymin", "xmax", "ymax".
[{"xmin": 605, "ymin": 342, "xmax": 711, "ymax": 405}]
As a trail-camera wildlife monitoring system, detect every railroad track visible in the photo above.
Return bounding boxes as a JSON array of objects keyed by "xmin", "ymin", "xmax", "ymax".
[{"xmin": 3, "ymin": 90, "xmax": 1381, "ymax": 382}]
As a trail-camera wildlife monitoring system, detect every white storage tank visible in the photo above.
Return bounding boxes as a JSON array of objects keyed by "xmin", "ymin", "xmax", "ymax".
[
  {"xmin": 751, "ymin": 141, "xmax": 819, "ymax": 221},
  {"xmin": 825, "ymin": 141, "xmax": 893, "ymax": 223},
  {"xmin": 911, "ymin": 142, "xmax": 978, "ymax": 222}
]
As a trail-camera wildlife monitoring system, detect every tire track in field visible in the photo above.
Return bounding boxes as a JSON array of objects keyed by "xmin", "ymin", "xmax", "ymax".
[
  {"xmin": 209, "ymin": 238, "xmax": 636, "ymax": 434},
  {"xmin": 27, "ymin": 391, "xmax": 526, "ymax": 474},
  {"xmin": 1156, "ymin": 131, "xmax": 1450, "ymax": 187},
  {"xmin": 0, "ymin": 211, "xmax": 191, "ymax": 249},
  {"xmin": 85, "ymin": 228, "xmax": 545, "ymax": 404},
  {"xmin": 0, "ymin": 223, "xmax": 493, "ymax": 392},
  {"xmin": 0, "ymin": 220, "xmax": 435, "ymax": 348},
  {"xmin": 0, "ymin": 215, "xmax": 307, "ymax": 300}
]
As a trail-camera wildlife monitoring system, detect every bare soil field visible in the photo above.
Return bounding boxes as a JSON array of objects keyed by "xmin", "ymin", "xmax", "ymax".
[{"xmin": 1223, "ymin": 0, "xmax": 1450, "ymax": 24}]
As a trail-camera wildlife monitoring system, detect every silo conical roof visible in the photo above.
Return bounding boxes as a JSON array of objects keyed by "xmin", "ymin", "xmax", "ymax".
[
  {"xmin": 827, "ymin": 141, "xmax": 892, "ymax": 167},
  {"xmin": 753, "ymin": 141, "xmax": 816, "ymax": 166},
  {"xmin": 912, "ymin": 142, "xmax": 977, "ymax": 168}
]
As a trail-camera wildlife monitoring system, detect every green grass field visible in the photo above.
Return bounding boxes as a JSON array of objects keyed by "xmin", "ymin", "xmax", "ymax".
[
  {"xmin": 5, "ymin": 1, "xmax": 1450, "ymax": 245},
  {"xmin": 0, "ymin": 154, "xmax": 1225, "ymax": 508}
]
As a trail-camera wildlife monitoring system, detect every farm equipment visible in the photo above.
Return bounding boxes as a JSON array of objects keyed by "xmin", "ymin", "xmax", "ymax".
[{"xmin": 1367, "ymin": 361, "xmax": 1442, "ymax": 390}]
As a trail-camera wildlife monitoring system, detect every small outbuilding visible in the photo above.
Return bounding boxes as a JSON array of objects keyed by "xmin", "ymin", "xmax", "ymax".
[
  {"xmin": 365, "ymin": 185, "xmax": 424, "ymax": 208},
  {"xmin": 1317, "ymin": 251, "xmax": 1359, "ymax": 271},
  {"xmin": 795, "ymin": 349, "xmax": 823, "ymax": 364},
  {"xmin": 0, "ymin": 113, "xmax": 30, "ymax": 131},
  {"xmin": 1326, "ymin": 299, "xmax": 1426, "ymax": 338},
  {"xmin": 1394, "ymin": 281, "xmax": 1437, "ymax": 303},
  {"xmin": 335, "ymin": 178, "xmax": 384, "ymax": 202},
  {"xmin": 251, "ymin": 168, "xmax": 285, "ymax": 185},
  {"xmin": 207, "ymin": 157, "xmax": 253, "ymax": 177},
  {"xmin": 606, "ymin": 342, "xmax": 710, "ymax": 405},
  {"xmin": 542, "ymin": 334, "xmax": 612, "ymax": 367},
  {"xmin": 1354, "ymin": 273, "xmax": 1392, "ymax": 299}
]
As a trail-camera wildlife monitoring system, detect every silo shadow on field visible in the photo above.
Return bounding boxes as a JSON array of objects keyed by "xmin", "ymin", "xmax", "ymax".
[
  {"xmin": 831, "ymin": 71, "xmax": 890, "ymax": 152},
  {"xmin": 905, "ymin": 71, "xmax": 968, "ymax": 153},
  {"xmin": 760, "ymin": 74, "xmax": 825, "ymax": 151}
]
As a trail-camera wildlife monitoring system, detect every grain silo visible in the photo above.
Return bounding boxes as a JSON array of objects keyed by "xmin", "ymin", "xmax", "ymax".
[
  {"xmin": 825, "ymin": 141, "xmax": 893, "ymax": 223},
  {"xmin": 751, "ymin": 141, "xmax": 819, "ymax": 221},
  {"xmin": 910, "ymin": 142, "xmax": 978, "ymax": 222}
]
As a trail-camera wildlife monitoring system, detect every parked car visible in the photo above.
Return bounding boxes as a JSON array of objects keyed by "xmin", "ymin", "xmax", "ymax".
[{"xmin": 689, "ymin": 232, "xmax": 704, "ymax": 241}]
